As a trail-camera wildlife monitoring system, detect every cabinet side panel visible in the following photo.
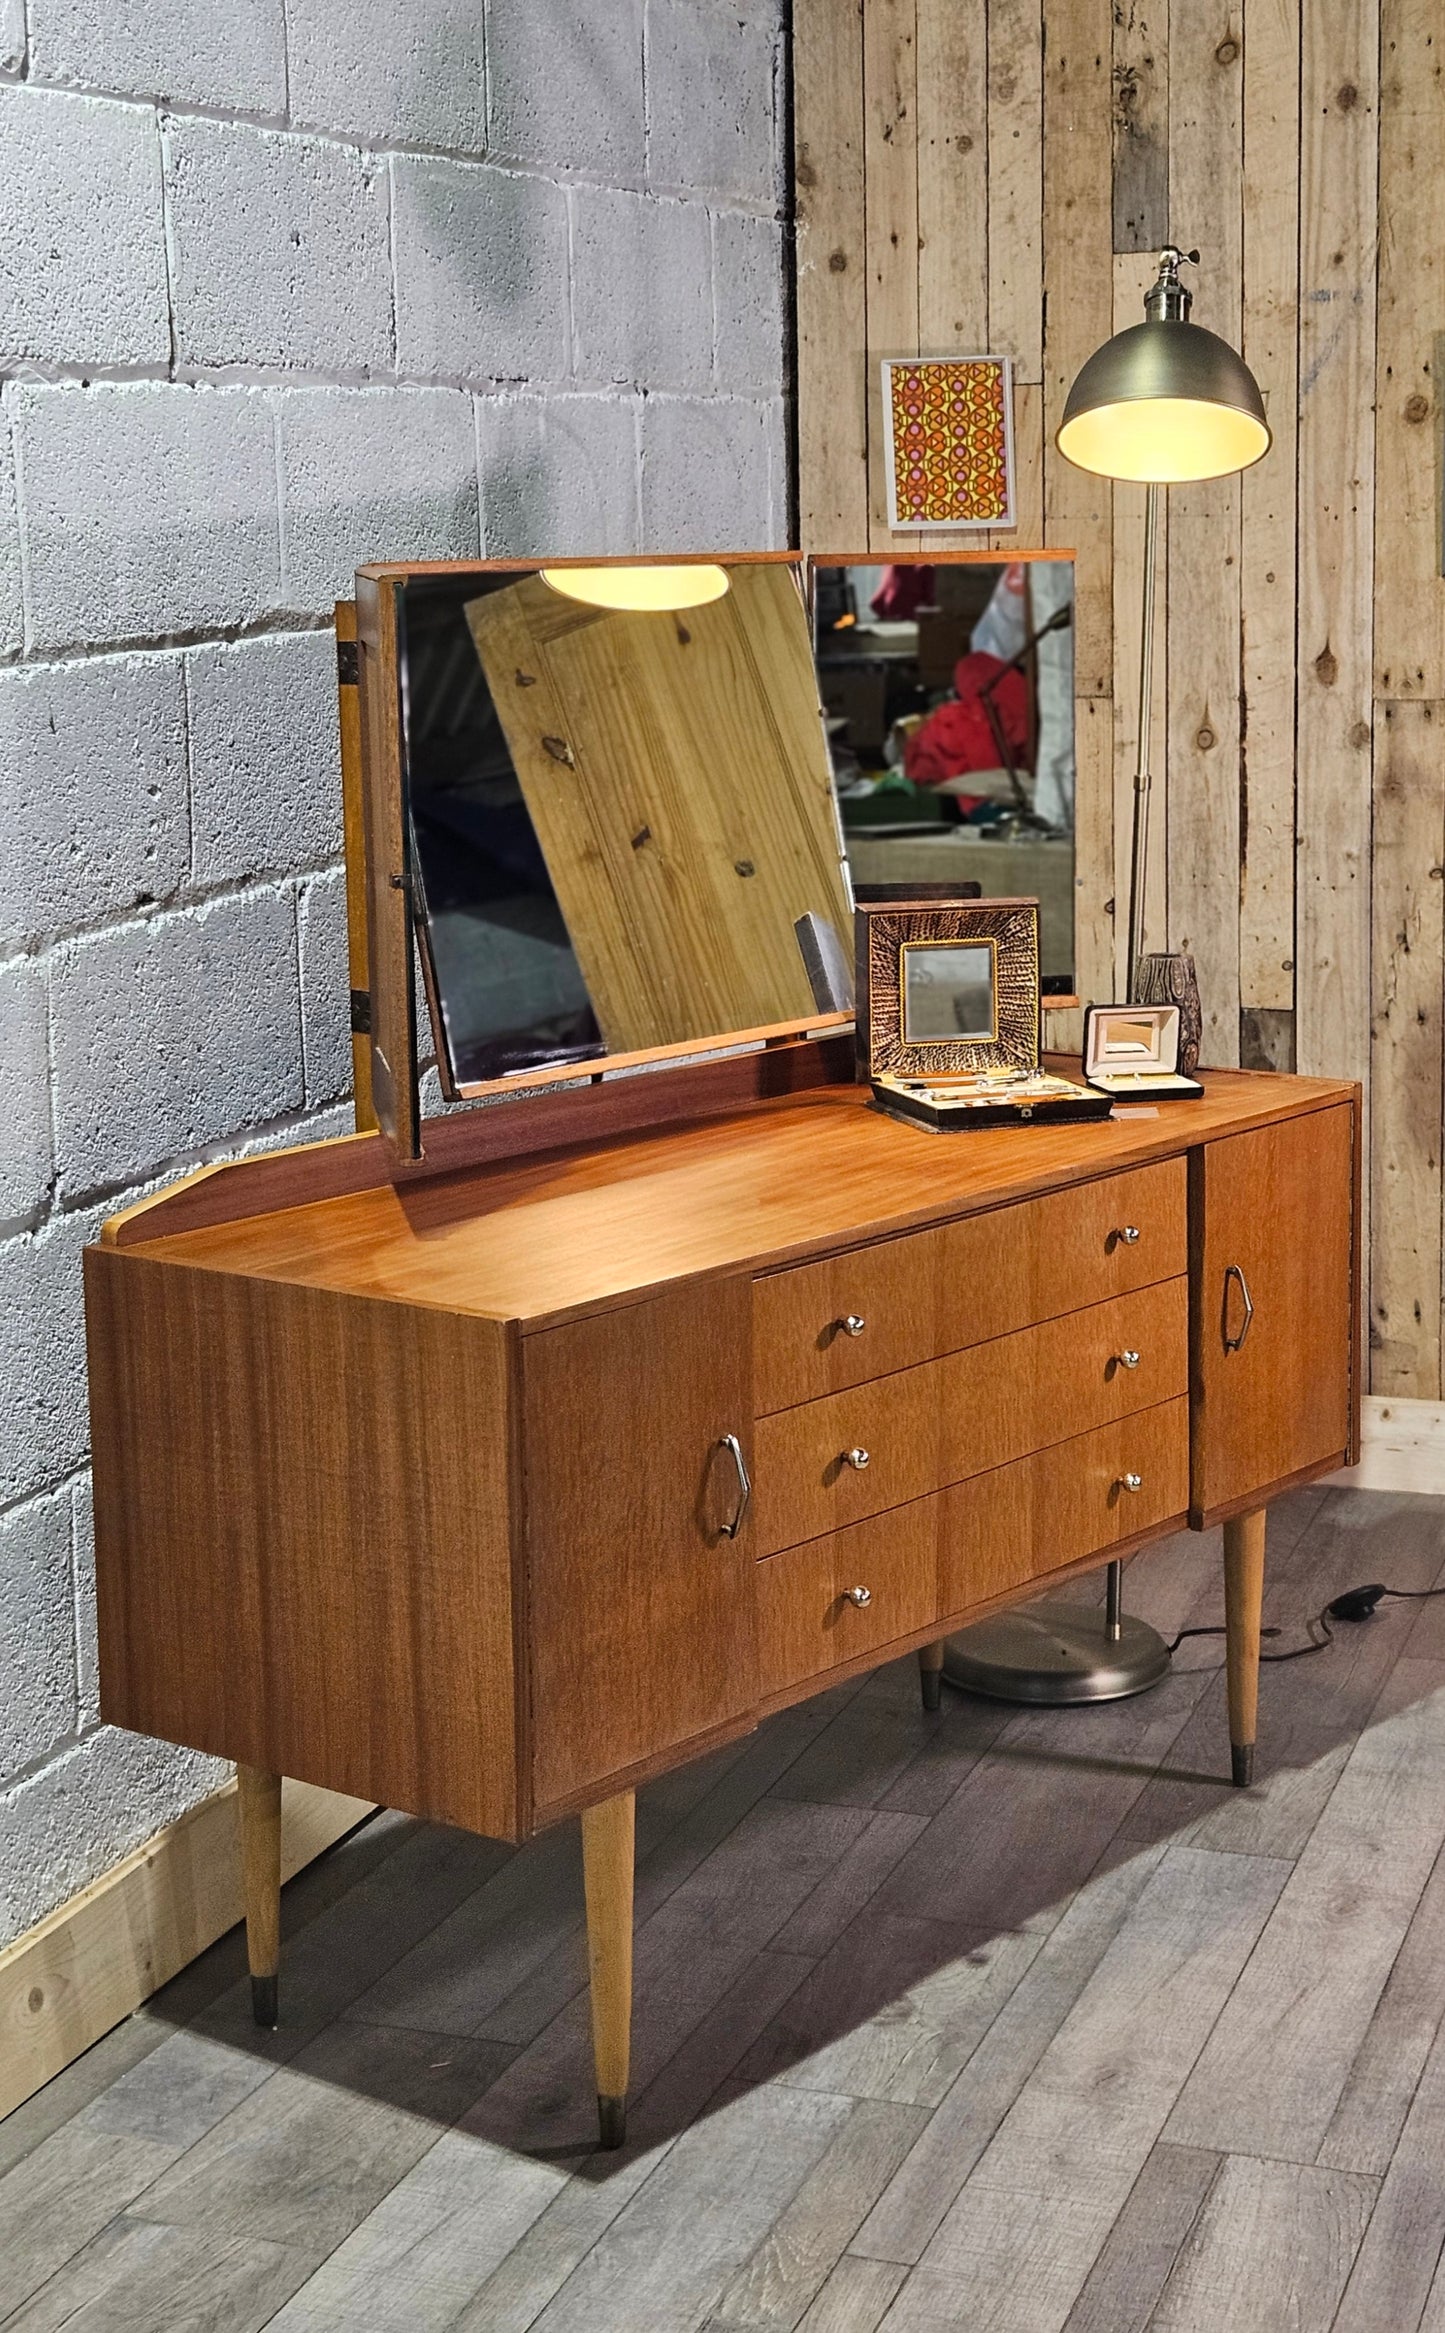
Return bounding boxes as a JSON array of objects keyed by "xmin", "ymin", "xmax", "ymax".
[
  {"xmin": 356, "ymin": 571, "xmax": 419, "ymax": 1159},
  {"xmin": 86, "ymin": 1248, "xmax": 518, "ymax": 1839}
]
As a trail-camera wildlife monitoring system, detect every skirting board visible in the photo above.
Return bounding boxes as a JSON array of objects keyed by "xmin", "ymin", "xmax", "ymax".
[
  {"xmin": 1325, "ymin": 1395, "xmax": 1445, "ymax": 1497},
  {"xmin": 0, "ymin": 1775, "xmax": 374, "ymax": 2123}
]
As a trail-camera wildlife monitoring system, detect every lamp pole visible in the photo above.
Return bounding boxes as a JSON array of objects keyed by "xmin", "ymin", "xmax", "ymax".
[{"xmin": 1126, "ymin": 480, "xmax": 1161, "ymax": 997}]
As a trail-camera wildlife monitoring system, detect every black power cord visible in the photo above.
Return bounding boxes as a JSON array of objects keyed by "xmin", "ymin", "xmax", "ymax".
[{"xmin": 1165, "ymin": 1579, "xmax": 1445, "ymax": 1664}]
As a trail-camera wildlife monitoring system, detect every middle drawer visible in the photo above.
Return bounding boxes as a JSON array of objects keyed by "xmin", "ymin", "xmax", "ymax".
[{"xmin": 753, "ymin": 1277, "xmax": 1187, "ymax": 1555}]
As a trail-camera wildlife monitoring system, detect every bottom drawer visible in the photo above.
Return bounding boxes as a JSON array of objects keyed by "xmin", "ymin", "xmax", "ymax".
[{"xmin": 756, "ymin": 1397, "xmax": 1188, "ymax": 1700}]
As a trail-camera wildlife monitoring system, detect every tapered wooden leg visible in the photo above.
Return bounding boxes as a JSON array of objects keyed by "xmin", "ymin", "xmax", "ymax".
[
  {"xmin": 237, "ymin": 1765, "xmax": 282, "ymax": 2026},
  {"xmin": 1223, "ymin": 1509, "xmax": 1267, "ymax": 1788},
  {"xmin": 581, "ymin": 1789, "xmax": 635, "ymax": 2149},
  {"xmin": 918, "ymin": 1639, "xmax": 946, "ymax": 1711}
]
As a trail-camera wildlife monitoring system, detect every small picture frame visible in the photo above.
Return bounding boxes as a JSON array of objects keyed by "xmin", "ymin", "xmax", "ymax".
[
  {"xmin": 856, "ymin": 897, "xmax": 1110, "ymax": 1131},
  {"xmin": 880, "ymin": 356, "xmax": 1016, "ymax": 531}
]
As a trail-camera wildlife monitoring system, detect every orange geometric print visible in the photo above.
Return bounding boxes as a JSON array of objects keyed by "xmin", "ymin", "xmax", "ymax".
[{"xmin": 884, "ymin": 357, "xmax": 1013, "ymax": 527}]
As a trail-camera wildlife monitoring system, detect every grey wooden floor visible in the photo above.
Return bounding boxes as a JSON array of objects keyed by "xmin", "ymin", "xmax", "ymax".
[{"xmin": 7, "ymin": 1484, "xmax": 1445, "ymax": 2332}]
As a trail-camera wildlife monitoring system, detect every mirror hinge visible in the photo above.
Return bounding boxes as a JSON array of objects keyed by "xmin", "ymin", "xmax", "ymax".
[
  {"xmin": 336, "ymin": 638, "xmax": 359, "ymax": 686},
  {"xmin": 349, "ymin": 988, "xmax": 372, "ymax": 1035}
]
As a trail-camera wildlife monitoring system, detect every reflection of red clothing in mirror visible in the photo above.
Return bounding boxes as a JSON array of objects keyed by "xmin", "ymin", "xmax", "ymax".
[
  {"xmin": 870, "ymin": 564, "xmax": 937, "ymax": 620},
  {"xmin": 904, "ymin": 651, "xmax": 1029, "ymax": 785}
]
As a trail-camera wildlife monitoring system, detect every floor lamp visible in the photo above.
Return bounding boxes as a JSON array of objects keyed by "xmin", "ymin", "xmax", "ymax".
[{"xmin": 943, "ymin": 248, "xmax": 1272, "ymax": 1706}]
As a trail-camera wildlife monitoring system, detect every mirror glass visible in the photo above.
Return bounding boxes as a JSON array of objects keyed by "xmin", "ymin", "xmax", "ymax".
[
  {"xmin": 811, "ymin": 556, "xmax": 1076, "ymax": 986},
  {"xmin": 399, "ymin": 561, "xmax": 851, "ymax": 1093},
  {"xmin": 901, "ymin": 942, "xmax": 997, "ymax": 1041}
]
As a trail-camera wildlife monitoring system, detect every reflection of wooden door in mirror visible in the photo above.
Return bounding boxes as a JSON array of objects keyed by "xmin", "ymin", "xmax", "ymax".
[{"xmin": 465, "ymin": 565, "xmax": 850, "ymax": 1053}]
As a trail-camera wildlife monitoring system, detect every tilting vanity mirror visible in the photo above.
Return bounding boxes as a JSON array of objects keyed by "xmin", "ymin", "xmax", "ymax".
[
  {"xmin": 378, "ymin": 556, "xmax": 851, "ymax": 1114},
  {"xmin": 809, "ymin": 553, "xmax": 1076, "ymax": 984}
]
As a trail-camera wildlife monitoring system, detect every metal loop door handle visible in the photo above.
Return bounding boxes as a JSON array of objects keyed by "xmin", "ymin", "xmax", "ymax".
[
  {"xmin": 717, "ymin": 1433, "xmax": 751, "ymax": 1538},
  {"xmin": 1223, "ymin": 1263, "xmax": 1255, "ymax": 1353}
]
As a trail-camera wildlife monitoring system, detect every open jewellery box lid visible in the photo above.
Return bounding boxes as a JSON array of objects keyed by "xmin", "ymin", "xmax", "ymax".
[{"xmin": 1082, "ymin": 1003, "xmax": 1204, "ymax": 1098}]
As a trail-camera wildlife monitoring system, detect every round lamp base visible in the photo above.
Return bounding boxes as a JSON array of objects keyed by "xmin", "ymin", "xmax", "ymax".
[{"xmin": 942, "ymin": 1604, "xmax": 1172, "ymax": 1705}]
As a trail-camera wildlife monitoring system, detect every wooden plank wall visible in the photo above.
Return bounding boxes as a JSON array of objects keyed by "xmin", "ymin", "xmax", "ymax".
[{"xmin": 793, "ymin": 0, "xmax": 1445, "ymax": 1399}]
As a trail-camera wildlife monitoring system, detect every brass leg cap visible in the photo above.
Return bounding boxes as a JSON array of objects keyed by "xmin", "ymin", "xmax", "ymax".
[
  {"xmin": 596, "ymin": 2094, "xmax": 627, "ymax": 2150},
  {"xmin": 1231, "ymin": 1743, "xmax": 1255, "ymax": 1790},
  {"xmin": 250, "ymin": 1973, "xmax": 278, "ymax": 2028},
  {"xmin": 920, "ymin": 1669, "xmax": 943, "ymax": 1713}
]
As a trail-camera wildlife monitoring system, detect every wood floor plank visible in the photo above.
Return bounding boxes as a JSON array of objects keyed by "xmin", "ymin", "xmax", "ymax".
[
  {"xmin": 851, "ymin": 1844, "xmax": 1168, "ymax": 2266},
  {"xmin": 523, "ymin": 2085, "xmax": 854, "ymax": 2333},
  {"xmin": 0, "ymin": 2127, "xmax": 180, "ymax": 2321},
  {"xmin": 770, "ymin": 1667, "xmax": 982, "ymax": 1812},
  {"xmin": 739, "ymin": 1906, "xmax": 1044, "ymax": 2107},
  {"xmin": 128, "ymin": 2018, "xmax": 510, "ymax": 2265},
  {"xmin": 1147, "ymin": 2154, "xmax": 1375, "ymax": 2331},
  {"xmin": 1330, "ymin": 1999, "xmax": 1445, "ymax": 2333},
  {"xmin": 883, "ymin": 1847, "xmax": 1288, "ymax": 2333},
  {"xmin": 790, "ymin": 2255, "xmax": 909, "ymax": 2333},
  {"xmin": 1319, "ymin": 1832, "xmax": 1445, "ymax": 2172},
  {"xmin": 1164, "ymin": 1661, "xmax": 1445, "ymax": 2160},
  {"xmin": 768, "ymin": 1813, "xmax": 930, "ymax": 1960},
  {"xmin": 1, "ymin": 2213, "xmax": 313, "ymax": 2333},
  {"xmin": 256, "ymin": 2126, "xmax": 570, "ymax": 2333},
  {"xmin": 713, "ymin": 2098, "xmax": 927, "ymax": 2330},
  {"xmin": 1060, "ymin": 2143, "xmax": 1222, "ymax": 2333}
]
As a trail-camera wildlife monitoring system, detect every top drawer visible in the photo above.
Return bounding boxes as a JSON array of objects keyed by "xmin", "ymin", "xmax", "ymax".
[{"xmin": 753, "ymin": 1157, "xmax": 1187, "ymax": 1414}]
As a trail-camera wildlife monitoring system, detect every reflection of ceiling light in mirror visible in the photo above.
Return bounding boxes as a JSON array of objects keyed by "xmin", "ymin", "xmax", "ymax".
[{"xmin": 538, "ymin": 564, "xmax": 731, "ymax": 613}]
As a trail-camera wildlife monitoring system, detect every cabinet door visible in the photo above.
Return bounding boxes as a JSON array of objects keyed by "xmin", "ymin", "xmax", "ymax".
[
  {"xmin": 523, "ymin": 1278, "xmax": 758, "ymax": 1813},
  {"xmin": 1191, "ymin": 1104, "xmax": 1357, "ymax": 1521}
]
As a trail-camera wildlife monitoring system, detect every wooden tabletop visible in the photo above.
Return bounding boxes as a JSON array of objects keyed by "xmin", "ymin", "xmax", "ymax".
[{"xmin": 119, "ymin": 1069, "xmax": 1356, "ymax": 1333}]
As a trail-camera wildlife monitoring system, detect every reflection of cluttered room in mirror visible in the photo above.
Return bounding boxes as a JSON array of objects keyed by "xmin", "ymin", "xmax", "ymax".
[{"xmin": 811, "ymin": 555, "xmax": 1075, "ymax": 986}]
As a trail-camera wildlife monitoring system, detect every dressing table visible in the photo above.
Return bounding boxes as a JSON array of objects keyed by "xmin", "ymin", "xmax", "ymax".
[{"xmin": 85, "ymin": 556, "xmax": 1359, "ymax": 2150}]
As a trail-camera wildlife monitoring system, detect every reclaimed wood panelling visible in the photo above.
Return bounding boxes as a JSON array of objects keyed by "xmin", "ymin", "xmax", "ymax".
[{"xmin": 795, "ymin": 0, "xmax": 1445, "ymax": 1396}]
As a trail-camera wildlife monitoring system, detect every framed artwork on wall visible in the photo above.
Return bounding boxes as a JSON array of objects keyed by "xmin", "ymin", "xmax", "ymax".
[{"xmin": 880, "ymin": 355, "xmax": 1016, "ymax": 531}]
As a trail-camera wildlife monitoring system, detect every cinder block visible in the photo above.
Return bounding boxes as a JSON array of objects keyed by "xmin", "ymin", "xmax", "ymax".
[
  {"xmin": 298, "ymin": 868, "xmax": 352, "ymax": 1109},
  {"xmin": 392, "ymin": 155, "xmax": 568, "ymax": 386},
  {"xmin": 0, "ymin": 957, "xmax": 53, "ymax": 1228},
  {"xmin": 487, "ymin": 0, "xmax": 644, "ymax": 177},
  {"xmin": 166, "ymin": 119, "xmax": 391, "ymax": 378},
  {"xmin": 188, "ymin": 632, "xmax": 343, "ymax": 888},
  {"xmin": 15, "ymin": 385, "xmax": 282, "ymax": 652},
  {"xmin": 639, "ymin": 394, "xmax": 776, "ymax": 549},
  {"xmin": 287, "ymin": 0, "xmax": 485, "ymax": 154},
  {"xmin": 0, "ymin": 1728, "xmax": 226, "ymax": 1948},
  {"xmin": 713, "ymin": 210, "xmax": 786, "ymax": 393},
  {"xmin": 478, "ymin": 392, "xmax": 640, "ymax": 556},
  {"xmin": 277, "ymin": 386, "xmax": 479, "ymax": 610},
  {"xmin": 646, "ymin": 0, "xmax": 781, "ymax": 208},
  {"xmin": 0, "ymin": 405, "xmax": 21, "ymax": 659},
  {"xmin": 0, "ymin": 1200, "xmax": 107, "ymax": 1507},
  {"xmin": 0, "ymin": 0, "xmax": 24, "ymax": 73},
  {"xmin": 0, "ymin": 86, "xmax": 167, "ymax": 371},
  {"xmin": 28, "ymin": 0, "xmax": 285, "ymax": 113},
  {"xmin": 72, "ymin": 1476, "xmax": 96, "ymax": 1731},
  {"xmin": 50, "ymin": 888, "xmax": 304, "ymax": 1199},
  {"xmin": 0, "ymin": 1488, "xmax": 77, "ymax": 1779},
  {"xmin": 0, "ymin": 653, "xmax": 188, "ymax": 950},
  {"xmin": 571, "ymin": 187, "xmax": 712, "ymax": 392}
]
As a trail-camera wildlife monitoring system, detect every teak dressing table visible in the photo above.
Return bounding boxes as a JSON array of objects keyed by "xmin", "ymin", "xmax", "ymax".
[{"xmin": 84, "ymin": 558, "xmax": 1360, "ymax": 2152}]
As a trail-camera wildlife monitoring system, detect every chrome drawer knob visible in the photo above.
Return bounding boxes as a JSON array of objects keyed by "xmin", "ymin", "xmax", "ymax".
[
  {"xmin": 1118, "ymin": 1471, "xmax": 1143, "ymax": 1493},
  {"xmin": 1115, "ymin": 1349, "xmax": 1141, "ymax": 1370},
  {"xmin": 1119, "ymin": 1225, "xmax": 1141, "ymax": 1245},
  {"xmin": 844, "ymin": 1446, "xmax": 871, "ymax": 1470},
  {"xmin": 839, "ymin": 1313, "xmax": 867, "ymax": 1338},
  {"xmin": 844, "ymin": 1585, "xmax": 872, "ymax": 1607}
]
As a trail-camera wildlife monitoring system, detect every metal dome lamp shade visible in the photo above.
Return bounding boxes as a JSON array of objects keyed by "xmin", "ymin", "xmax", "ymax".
[{"xmin": 942, "ymin": 252, "xmax": 1271, "ymax": 1722}]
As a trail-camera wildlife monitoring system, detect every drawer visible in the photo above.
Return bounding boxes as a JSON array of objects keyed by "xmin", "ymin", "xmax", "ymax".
[
  {"xmin": 756, "ymin": 1398, "xmax": 1189, "ymax": 1700},
  {"xmin": 753, "ymin": 1277, "xmax": 1187, "ymax": 1554},
  {"xmin": 753, "ymin": 1158, "xmax": 1187, "ymax": 1412},
  {"xmin": 757, "ymin": 1511, "xmax": 938, "ymax": 1699}
]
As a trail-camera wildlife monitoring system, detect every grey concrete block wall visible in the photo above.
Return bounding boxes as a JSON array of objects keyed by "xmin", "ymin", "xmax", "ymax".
[{"xmin": 0, "ymin": 0, "xmax": 792, "ymax": 1948}]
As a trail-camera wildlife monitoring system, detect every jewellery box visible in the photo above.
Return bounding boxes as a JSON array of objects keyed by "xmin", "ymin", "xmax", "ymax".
[
  {"xmin": 856, "ymin": 896, "xmax": 1112, "ymax": 1131},
  {"xmin": 1082, "ymin": 1003, "xmax": 1205, "ymax": 1101}
]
